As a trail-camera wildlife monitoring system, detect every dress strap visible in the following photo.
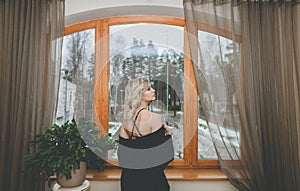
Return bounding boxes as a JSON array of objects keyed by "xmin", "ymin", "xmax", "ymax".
[
  {"xmin": 134, "ymin": 108, "xmax": 146, "ymax": 121},
  {"xmin": 131, "ymin": 108, "xmax": 146, "ymax": 139}
]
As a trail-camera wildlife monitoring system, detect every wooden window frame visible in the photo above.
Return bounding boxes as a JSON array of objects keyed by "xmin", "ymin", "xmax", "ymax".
[{"xmin": 64, "ymin": 15, "xmax": 242, "ymax": 169}]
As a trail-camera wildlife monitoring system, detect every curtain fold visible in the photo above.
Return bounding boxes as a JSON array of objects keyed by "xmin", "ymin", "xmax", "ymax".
[
  {"xmin": 184, "ymin": 0, "xmax": 300, "ymax": 190},
  {"xmin": 0, "ymin": 0, "xmax": 65, "ymax": 190}
]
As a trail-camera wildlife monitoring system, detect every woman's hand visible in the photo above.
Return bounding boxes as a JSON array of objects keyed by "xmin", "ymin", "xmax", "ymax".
[{"xmin": 163, "ymin": 123, "xmax": 172, "ymax": 136}]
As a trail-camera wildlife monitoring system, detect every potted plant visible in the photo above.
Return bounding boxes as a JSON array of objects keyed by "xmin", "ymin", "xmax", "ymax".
[
  {"xmin": 76, "ymin": 118, "xmax": 116, "ymax": 171},
  {"xmin": 25, "ymin": 118, "xmax": 116, "ymax": 188}
]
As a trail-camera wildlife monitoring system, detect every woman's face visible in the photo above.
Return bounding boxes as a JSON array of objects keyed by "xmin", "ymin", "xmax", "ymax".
[{"xmin": 142, "ymin": 83, "xmax": 156, "ymax": 102}]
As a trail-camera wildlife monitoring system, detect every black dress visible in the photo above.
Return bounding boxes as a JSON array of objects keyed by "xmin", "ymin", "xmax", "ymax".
[{"xmin": 118, "ymin": 110, "xmax": 174, "ymax": 191}]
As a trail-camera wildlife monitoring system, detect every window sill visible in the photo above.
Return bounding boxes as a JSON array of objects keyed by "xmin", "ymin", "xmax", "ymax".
[{"xmin": 86, "ymin": 168, "xmax": 227, "ymax": 181}]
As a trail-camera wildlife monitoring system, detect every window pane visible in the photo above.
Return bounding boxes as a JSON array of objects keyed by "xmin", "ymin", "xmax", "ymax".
[
  {"xmin": 198, "ymin": 97, "xmax": 218, "ymax": 159},
  {"xmin": 108, "ymin": 23, "xmax": 184, "ymax": 160},
  {"xmin": 197, "ymin": 31, "xmax": 241, "ymax": 159},
  {"xmin": 56, "ymin": 29, "xmax": 95, "ymax": 124}
]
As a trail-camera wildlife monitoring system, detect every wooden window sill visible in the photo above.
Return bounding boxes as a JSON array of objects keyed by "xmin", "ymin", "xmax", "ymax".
[{"xmin": 86, "ymin": 168, "xmax": 227, "ymax": 181}]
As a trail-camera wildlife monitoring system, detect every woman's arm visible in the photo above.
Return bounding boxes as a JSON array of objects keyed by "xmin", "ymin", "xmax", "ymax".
[{"xmin": 119, "ymin": 125, "xmax": 129, "ymax": 139}]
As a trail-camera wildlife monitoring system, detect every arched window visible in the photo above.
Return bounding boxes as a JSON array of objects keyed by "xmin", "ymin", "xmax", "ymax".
[{"xmin": 58, "ymin": 16, "xmax": 241, "ymax": 168}]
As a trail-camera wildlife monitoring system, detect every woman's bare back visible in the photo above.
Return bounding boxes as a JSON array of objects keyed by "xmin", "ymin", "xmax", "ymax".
[{"xmin": 120, "ymin": 109, "xmax": 163, "ymax": 139}]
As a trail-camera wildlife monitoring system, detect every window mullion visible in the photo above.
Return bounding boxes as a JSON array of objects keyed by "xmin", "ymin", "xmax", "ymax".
[
  {"xmin": 183, "ymin": 26, "xmax": 198, "ymax": 167},
  {"xmin": 94, "ymin": 20, "xmax": 110, "ymax": 134}
]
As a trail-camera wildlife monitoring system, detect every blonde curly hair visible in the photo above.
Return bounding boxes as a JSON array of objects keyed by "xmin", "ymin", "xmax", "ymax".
[{"xmin": 124, "ymin": 78, "xmax": 150, "ymax": 120}]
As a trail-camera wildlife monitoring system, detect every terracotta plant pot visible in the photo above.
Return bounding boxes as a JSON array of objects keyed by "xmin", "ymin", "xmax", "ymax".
[{"xmin": 57, "ymin": 162, "xmax": 87, "ymax": 188}]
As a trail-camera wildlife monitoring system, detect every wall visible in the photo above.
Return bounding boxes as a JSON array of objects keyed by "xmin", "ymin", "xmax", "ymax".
[
  {"xmin": 65, "ymin": 0, "xmax": 183, "ymax": 16},
  {"xmin": 64, "ymin": 0, "xmax": 184, "ymax": 26}
]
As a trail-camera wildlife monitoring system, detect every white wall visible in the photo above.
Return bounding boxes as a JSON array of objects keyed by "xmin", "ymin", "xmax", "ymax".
[
  {"xmin": 64, "ymin": 0, "xmax": 184, "ymax": 27},
  {"xmin": 65, "ymin": 0, "xmax": 183, "ymax": 16}
]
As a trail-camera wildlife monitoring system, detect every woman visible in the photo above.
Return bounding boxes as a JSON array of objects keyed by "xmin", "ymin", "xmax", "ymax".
[{"xmin": 118, "ymin": 78, "xmax": 174, "ymax": 191}]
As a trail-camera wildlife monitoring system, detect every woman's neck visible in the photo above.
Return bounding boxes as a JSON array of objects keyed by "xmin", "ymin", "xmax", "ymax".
[{"xmin": 139, "ymin": 101, "xmax": 149, "ymax": 110}]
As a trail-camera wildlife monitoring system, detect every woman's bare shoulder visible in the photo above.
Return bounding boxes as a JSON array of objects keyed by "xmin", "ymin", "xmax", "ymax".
[
  {"xmin": 139, "ymin": 109, "xmax": 151, "ymax": 121},
  {"xmin": 145, "ymin": 112, "xmax": 163, "ymax": 132},
  {"xmin": 139, "ymin": 110, "xmax": 161, "ymax": 122},
  {"xmin": 120, "ymin": 119, "xmax": 133, "ymax": 131},
  {"xmin": 151, "ymin": 112, "xmax": 162, "ymax": 121}
]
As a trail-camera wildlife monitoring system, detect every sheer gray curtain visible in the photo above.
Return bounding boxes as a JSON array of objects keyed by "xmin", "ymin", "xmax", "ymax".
[
  {"xmin": 0, "ymin": 0, "xmax": 65, "ymax": 190},
  {"xmin": 184, "ymin": 0, "xmax": 300, "ymax": 191}
]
